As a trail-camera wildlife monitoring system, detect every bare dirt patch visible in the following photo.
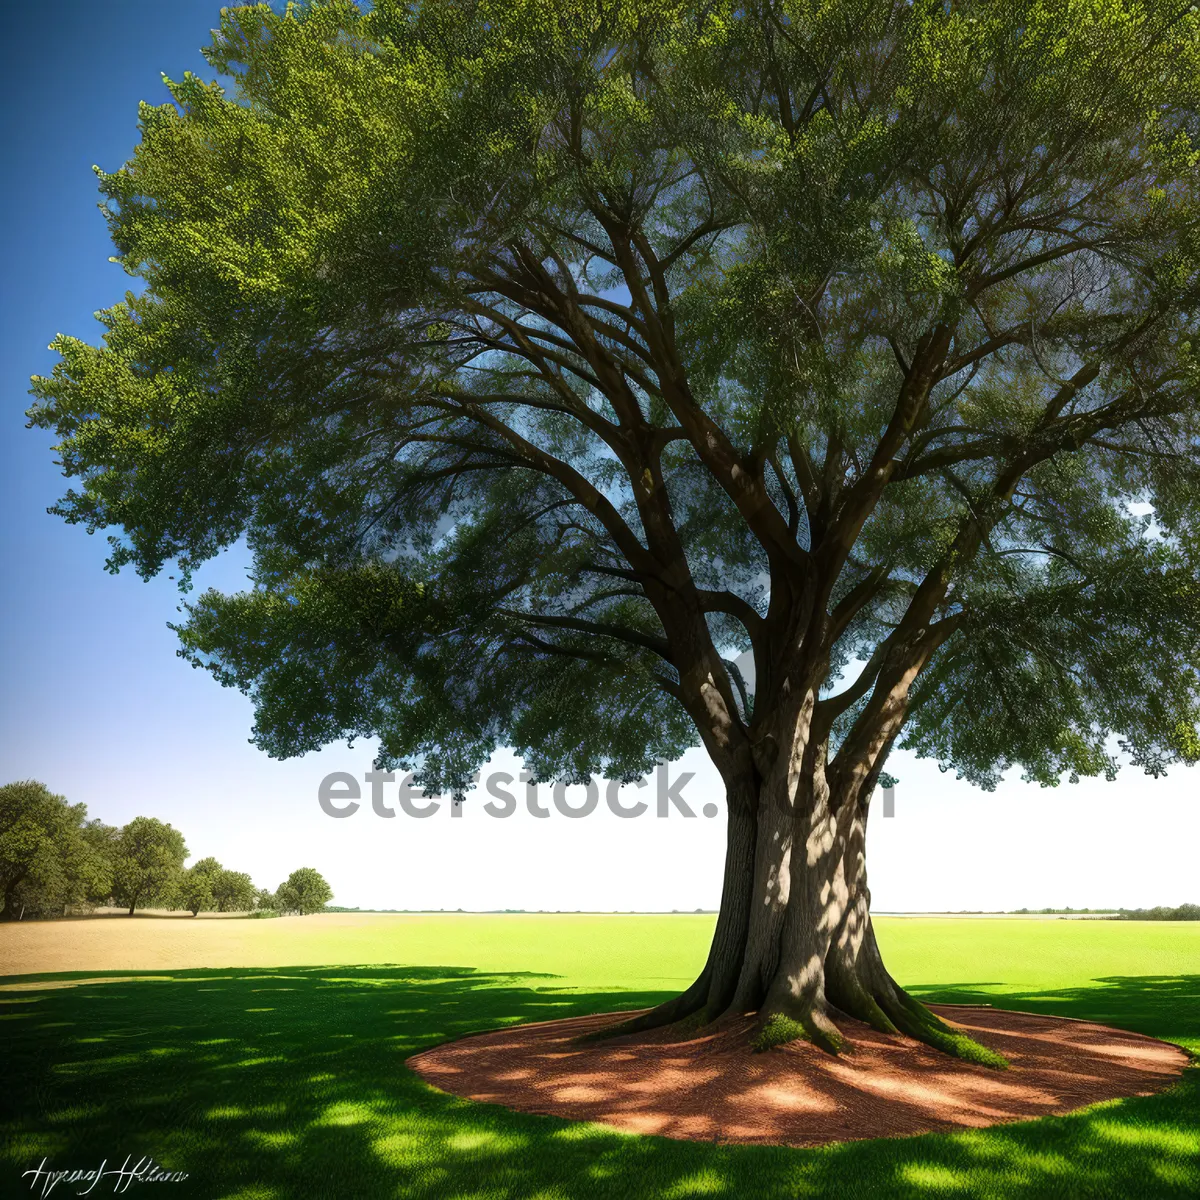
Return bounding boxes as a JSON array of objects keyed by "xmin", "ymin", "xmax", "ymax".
[
  {"xmin": 0, "ymin": 911, "xmax": 396, "ymax": 976},
  {"xmin": 408, "ymin": 1005, "xmax": 1190, "ymax": 1147}
]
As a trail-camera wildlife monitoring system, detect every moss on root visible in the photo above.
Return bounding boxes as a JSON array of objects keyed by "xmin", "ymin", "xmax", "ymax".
[
  {"xmin": 752, "ymin": 1013, "xmax": 846, "ymax": 1055},
  {"xmin": 576, "ymin": 988, "xmax": 1006, "ymax": 1068},
  {"xmin": 921, "ymin": 1025, "xmax": 1010, "ymax": 1068},
  {"xmin": 888, "ymin": 993, "xmax": 1010, "ymax": 1069},
  {"xmin": 750, "ymin": 983, "xmax": 1008, "ymax": 1065}
]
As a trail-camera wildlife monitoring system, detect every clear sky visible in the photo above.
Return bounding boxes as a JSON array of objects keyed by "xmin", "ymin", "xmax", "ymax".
[{"xmin": 1, "ymin": 2, "xmax": 1196, "ymax": 914}]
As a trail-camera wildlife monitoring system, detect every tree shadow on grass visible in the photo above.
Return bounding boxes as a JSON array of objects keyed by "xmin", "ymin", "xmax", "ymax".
[
  {"xmin": 908, "ymin": 975, "xmax": 1200, "ymax": 1055},
  {"xmin": 0, "ymin": 967, "xmax": 1196, "ymax": 1199}
]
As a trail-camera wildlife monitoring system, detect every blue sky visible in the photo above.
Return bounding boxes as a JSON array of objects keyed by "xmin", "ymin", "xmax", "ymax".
[
  {"xmin": 0, "ymin": 1, "xmax": 338, "ymax": 886},
  {"xmin": 1, "ymin": 3, "xmax": 220, "ymax": 761},
  {"xmin": 2, "ymin": 2, "xmax": 1197, "ymax": 912}
]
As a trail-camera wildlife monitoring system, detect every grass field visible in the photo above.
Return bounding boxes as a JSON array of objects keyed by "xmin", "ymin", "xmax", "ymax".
[{"xmin": 1, "ymin": 915, "xmax": 1197, "ymax": 1198}]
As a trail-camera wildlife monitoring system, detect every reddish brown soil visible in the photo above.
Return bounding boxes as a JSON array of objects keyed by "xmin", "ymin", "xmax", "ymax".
[{"xmin": 407, "ymin": 1005, "xmax": 1190, "ymax": 1147}]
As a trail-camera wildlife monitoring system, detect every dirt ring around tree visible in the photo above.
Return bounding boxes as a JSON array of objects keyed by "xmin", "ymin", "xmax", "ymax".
[{"xmin": 407, "ymin": 1005, "xmax": 1190, "ymax": 1147}]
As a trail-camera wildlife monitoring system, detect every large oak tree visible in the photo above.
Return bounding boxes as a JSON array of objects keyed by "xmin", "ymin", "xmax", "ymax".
[{"xmin": 30, "ymin": 0, "xmax": 1200, "ymax": 1058}]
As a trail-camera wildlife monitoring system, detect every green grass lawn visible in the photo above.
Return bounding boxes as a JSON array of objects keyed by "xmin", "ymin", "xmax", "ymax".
[{"xmin": 1, "ymin": 916, "xmax": 1197, "ymax": 1199}]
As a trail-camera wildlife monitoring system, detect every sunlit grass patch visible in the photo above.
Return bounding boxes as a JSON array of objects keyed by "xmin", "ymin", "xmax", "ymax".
[
  {"xmin": 660, "ymin": 1168, "xmax": 727, "ymax": 1196},
  {"xmin": 243, "ymin": 1131, "xmax": 300, "ymax": 1151},
  {"xmin": 1087, "ymin": 1118, "xmax": 1200, "ymax": 1153},
  {"xmin": 314, "ymin": 1101, "xmax": 373, "ymax": 1127},
  {"xmin": 897, "ymin": 1162, "xmax": 973, "ymax": 1189}
]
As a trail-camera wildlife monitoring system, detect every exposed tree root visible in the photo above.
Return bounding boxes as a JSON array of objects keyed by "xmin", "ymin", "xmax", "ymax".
[
  {"xmin": 573, "ymin": 966, "xmax": 710, "ymax": 1043},
  {"xmin": 583, "ymin": 968, "xmax": 1007, "ymax": 1072},
  {"xmin": 752, "ymin": 1009, "xmax": 846, "ymax": 1055},
  {"xmin": 875, "ymin": 985, "xmax": 1009, "ymax": 1069}
]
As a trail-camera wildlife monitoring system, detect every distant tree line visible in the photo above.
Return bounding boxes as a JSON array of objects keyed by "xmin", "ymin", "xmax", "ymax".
[
  {"xmin": 0, "ymin": 781, "xmax": 332, "ymax": 920},
  {"xmin": 1011, "ymin": 905, "xmax": 1200, "ymax": 920},
  {"xmin": 1011, "ymin": 907, "xmax": 1118, "ymax": 914},
  {"xmin": 1111, "ymin": 904, "xmax": 1200, "ymax": 921}
]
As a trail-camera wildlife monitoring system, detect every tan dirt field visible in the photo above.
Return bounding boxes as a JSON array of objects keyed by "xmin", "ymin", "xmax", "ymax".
[{"xmin": 0, "ymin": 911, "xmax": 417, "ymax": 977}]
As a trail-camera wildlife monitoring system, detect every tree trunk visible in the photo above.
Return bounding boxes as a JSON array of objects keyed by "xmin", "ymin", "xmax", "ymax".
[
  {"xmin": 593, "ymin": 749, "xmax": 1006, "ymax": 1067},
  {"xmin": 2, "ymin": 875, "xmax": 26, "ymax": 921},
  {"xmin": 128, "ymin": 900, "xmax": 136, "ymax": 916}
]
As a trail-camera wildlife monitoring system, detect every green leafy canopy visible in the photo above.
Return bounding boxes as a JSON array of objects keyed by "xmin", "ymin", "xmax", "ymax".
[
  {"xmin": 110, "ymin": 816, "xmax": 188, "ymax": 911},
  {"xmin": 29, "ymin": 0, "xmax": 1200, "ymax": 794},
  {"xmin": 0, "ymin": 782, "xmax": 113, "ymax": 917}
]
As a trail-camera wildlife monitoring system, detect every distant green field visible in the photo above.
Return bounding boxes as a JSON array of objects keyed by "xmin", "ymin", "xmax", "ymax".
[
  {"xmin": 1, "ymin": 915, "xmax": 1197, "ymax": 1198},
  {"xmin": 206, "ymin": 912, "xmax": 1200, "ymax": 1001}
]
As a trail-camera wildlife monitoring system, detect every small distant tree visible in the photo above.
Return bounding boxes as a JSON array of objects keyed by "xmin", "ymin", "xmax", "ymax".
[
  {"xmin": 211, "ymin": 868, "xmax": 256, "ymax": 913},
  {"xmin": 252, "ymin": 887, "xmax": 275, "ymax": 912},
  {"xmin": 111, "ymin": 817, "xmax": 187, "ymax": 916},
  {"xmin": 0, "ymin": 781, "xmax": 90, "ymax": 920},
  {"xmin": 275, "ymin": 868, "xmax": 332, "ymax": 916},
  {"xmin": 178, "ymin": 856, "xmax": 221, "ymax": 916}
]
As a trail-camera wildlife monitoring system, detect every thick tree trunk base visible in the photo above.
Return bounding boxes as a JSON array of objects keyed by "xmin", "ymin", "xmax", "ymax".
[
  {"xmin": 584, "ymin": 915, "xmax": 1007, "ymax": 1069},
  {"xmin": 584, "ymin": 755, "xmax": 1007, "ymax": 1069},
  {"xmin": 586, "ymin": 976, "xmax": 1006, "ymax": 1068}
]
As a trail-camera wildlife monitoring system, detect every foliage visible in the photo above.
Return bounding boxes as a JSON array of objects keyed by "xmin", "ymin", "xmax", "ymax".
[
  {"xmin": 1116, "ymin": 904, "xmax": 1200, "ymax": 921},
  {"xmin": 275, "ymin": 867, "xmax": 333, "ymax": 915},
  {"xmin": 110, "ymin": 817, "xmax": 187, "ymax": 915},
  {"xmin": 178, "ymin": 856, "xmax": 221, "ymax": 916},
  {"xmin": 211, "ymin": 868, "xmax": 256, "ymax": 912},
  {"xmin": 27, "ymin": 0, "xmax": 1200, "ymax": 801},
  {"xmin": 180, "ymin": 858, "xmax": 264, "ymax": 914},
  {"xmin": 1014, "ymin": 905, "xmax": 1200, "ymax": 918},
  {"xmin": 10, "ymin": 825, "xmax": 114, "ymax": 919},
  {"xmin": 0, "ymin": 786, "xmax": 323, "ymax": 921},
  {"xmin": 0, "ymin": 782, "xmax": 111, "ymax": 919},
  {"xmin": 78, "ymin": 820, "xmax": 120, "ymax": 906}
]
